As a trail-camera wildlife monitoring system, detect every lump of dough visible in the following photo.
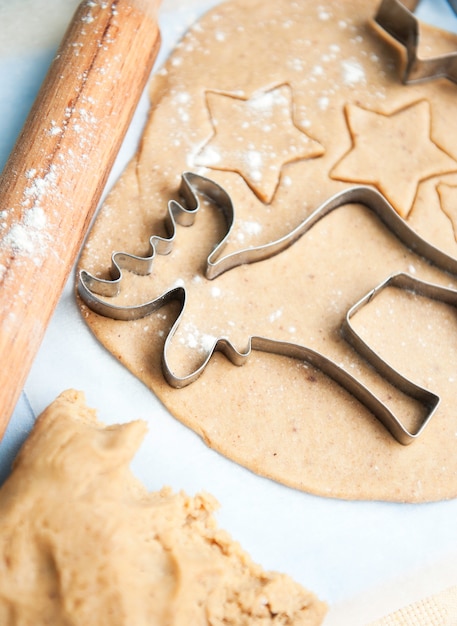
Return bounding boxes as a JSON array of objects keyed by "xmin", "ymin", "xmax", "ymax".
[{"xmin": 0, "ymin": 390, "xmax": 327, "ymax": 626}]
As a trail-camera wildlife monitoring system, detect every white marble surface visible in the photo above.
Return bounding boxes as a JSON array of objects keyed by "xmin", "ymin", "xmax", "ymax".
[{"xmin": 1, "ymin": 1, "xmax": 457, "ymax": 622}]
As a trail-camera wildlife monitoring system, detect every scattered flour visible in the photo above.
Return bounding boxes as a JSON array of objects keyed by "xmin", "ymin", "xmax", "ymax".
[
  {"xmin": 0, "ymin": 167, "xmax": 58, "ymax": 267},
  {"xmin": 341, "ymin": 58, "xmax": 366, "ymax": 86},
  {"xmin": 178, "ymin": 320, "xmax": 217, "ymax": 352}
]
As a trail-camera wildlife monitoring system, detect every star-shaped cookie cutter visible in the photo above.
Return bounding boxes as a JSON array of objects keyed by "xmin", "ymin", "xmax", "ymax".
[
  {"xmin": 374, "ymin": 0, "xmax": 457, "ymax": 83},
  {"xmin": 78, "ymin": 173, "xmax": 457, "ymax": 445}
]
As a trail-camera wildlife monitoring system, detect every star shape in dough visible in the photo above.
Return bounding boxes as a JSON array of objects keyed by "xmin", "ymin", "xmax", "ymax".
[
  {"xmin": 194, "ymin": 84, "xmax": 324, "ymax": 203},
  {"xmin": 330, "ymin": 100, "xmax": 457, "ymax": 218},
  {"xmin": 437, "ymin": 182, "xmax": 457, "ymax": 242}
]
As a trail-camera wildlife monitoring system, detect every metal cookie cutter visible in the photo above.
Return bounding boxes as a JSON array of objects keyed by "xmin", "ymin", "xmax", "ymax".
[
  {"xmin": 343, "ymin": 272, "xmax": 457, "ymax": 443},
  {"xmin": 78, "ymin": 173, "xmax": 457, "ymax": 445},
  {"xmin": 374, "ymin": 0, "xmax": 457, "ymax": 83}
]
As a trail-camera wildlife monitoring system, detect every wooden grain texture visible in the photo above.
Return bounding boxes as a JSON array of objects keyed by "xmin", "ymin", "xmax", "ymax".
[{"xmin": 0, "ymin": 0, "xmax": 161, "ymax": 436}]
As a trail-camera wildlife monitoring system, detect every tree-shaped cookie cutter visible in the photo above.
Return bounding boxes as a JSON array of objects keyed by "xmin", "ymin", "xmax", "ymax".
[
  {"xmin": 374, "ymin": 0, "xmax": 457, "ymax": 83},
  {"xmin": 78, "ymin": 173, "xmax": 457, "ymax": 445}
]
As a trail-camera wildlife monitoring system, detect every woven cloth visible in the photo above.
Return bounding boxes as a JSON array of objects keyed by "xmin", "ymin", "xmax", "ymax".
[{"xmin": 370, "ymin": 586, "xmax": 457, "ymax": 626}]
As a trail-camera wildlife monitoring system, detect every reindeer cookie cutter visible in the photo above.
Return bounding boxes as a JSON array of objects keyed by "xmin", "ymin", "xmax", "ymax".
[
  {"xmin": 78, "ymin": 173, "xmax": 457, "ymax": 445},
  {"xmin": 374, "ymin": 0, "xmax": 457, "ymax": 84}
]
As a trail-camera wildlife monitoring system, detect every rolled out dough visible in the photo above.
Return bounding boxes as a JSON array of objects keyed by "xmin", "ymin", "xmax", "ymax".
[{"xmin": 78, "ymin": 0, "xmax": 457, "ymax": 502}]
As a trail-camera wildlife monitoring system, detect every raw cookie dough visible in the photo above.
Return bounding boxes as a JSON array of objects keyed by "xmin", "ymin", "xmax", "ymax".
[
  {"xmin": 0, "ymin": 390, "xmax": 326, "ymax": 626},
  {"xmin": 77, "ymin": 0, "xmax": 457, "ymax": 501}
]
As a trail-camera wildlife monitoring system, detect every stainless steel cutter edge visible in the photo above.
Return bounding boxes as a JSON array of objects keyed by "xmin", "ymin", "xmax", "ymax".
[
  {"xmin": 78, "ymin": 173, "xmax": 457, "ymax": 445},
  {"xmin": 374, "ymin": 0, "xmax": 457, "ymax": 84}
]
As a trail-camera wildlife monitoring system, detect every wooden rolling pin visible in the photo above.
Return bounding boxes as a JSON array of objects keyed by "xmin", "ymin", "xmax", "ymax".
[{"xmin": 0, "ymin": 0, "xmax": 162, "ymax": 437}]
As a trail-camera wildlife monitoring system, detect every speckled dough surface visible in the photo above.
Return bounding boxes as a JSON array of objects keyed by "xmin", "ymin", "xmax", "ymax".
[
  {"xmin": 0, "ymin": 390, "xmax": 327, "ymax": 625},
  {"xmin": 78, "ymin": 0, "xmax": 457, "ymax": 502}
]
